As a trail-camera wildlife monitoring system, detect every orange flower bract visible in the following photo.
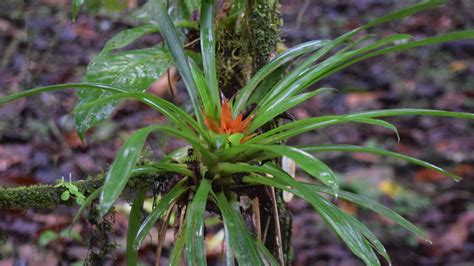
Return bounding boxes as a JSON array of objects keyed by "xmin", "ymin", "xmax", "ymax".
[{"xmin": 204, "ymin": 100, "xmax": 254, "ymax": 142}]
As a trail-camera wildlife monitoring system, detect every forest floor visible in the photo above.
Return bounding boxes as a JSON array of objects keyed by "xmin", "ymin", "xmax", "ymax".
[{"xmin": 0, "ymin": 0, "xmax": 473, "ymax": 265}]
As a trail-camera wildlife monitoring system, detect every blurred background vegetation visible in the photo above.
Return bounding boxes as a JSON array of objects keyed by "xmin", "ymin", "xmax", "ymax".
[{"xmin": 0, "ymin": 0, "xmax": 473, "ymax": 265}]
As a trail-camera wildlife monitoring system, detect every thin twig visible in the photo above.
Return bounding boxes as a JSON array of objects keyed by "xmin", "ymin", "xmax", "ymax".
[
  {"xmin": 252, "ymin": 197, "xmax": 262, "ymax": 241},
  {"xmin": 270, "ymin": 187, "xmax": 284, "ymax": 265},
  {"xmin": 262, "ymin": 216, "xmax": 271, "ymax": 245},
  {"xmin": 167, "ymin": 68, "xmax": 175, "ymax": 99},
  {"xmin": 155, "ymin": 204, "xmax": 175, "ymax": 266},
  {"xmin": 183, "ymin": 37, "xmax": 200, "ymax": 48},
  {"xmin": 177, "ymin": 204, "xmax": 188, "ymax": 265},
  {"xmin": 295, "ymin": 0, "xmax": 310, "ymax": 30}
]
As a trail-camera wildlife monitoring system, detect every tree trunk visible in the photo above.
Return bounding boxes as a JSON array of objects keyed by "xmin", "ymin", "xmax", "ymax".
[{"xmin": 216, "ymin": 1, "xmax": 292, "ymax": 264}]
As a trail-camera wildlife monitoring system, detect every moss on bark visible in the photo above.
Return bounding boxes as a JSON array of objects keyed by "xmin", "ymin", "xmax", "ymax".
[{"xmin": 0, "ymin": 177, "xmax": 103, "ymax": 210}]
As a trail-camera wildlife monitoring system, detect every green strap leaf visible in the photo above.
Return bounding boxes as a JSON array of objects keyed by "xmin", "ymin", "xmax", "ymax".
[
  {"xmin": 301, "ymin": 144, "xmax": 462, "ymax": 181},
  {"xmin": 71, "ymin": 185, "xmax": 103, "ymax": 226},
  {"xmin": 72, "ymin": 0, "xmax": 85, "ymax": 22},
  {"xmin": 153, "ymin": 1, "xmax": 203, "ymax": 124},
  {"xmin": 252, "ymin": 109, "xmax": 474, "ymax": 144},
  {"xmin": 214, "ymin": 191, "xmax": 263, "ymax": 266},
  {"xmin": 0, "ymin": 83, "xmax": 125, "ymax": 105},
  {"xmin": 200, "ymin": 0, "xmax": 220, "ymax": 117},
  {"xmin": 222, "ymin": 144, "xmax": 338, "ymax": 192},
  {"xmin": 70, "ymin": 167, "xmax": 169, "ymax": 228},
  {"xmin": 346, "ymin": 108, "xmax": 474, "ymax": 120},
  {"xmin": 345, "ymin": 214, "xmax": 391, "ymax": 265},
  {"xmin": 189, "ymin": 58, "xmax": 214, "ymax": 117},
  {"xmin": 99, "ymin": 125, "xmax": 203, "ymax": 216},
  {"xmin": 185, "ymin": 178, "xmax": 212, "ymax": 266},
  {"xmin": 298, "ymin": 31, "xmax": 474, "ymax": 94},
  {"xmin": 73, "ymin": 91, "xmax": 214, "ymax": 146},
  {"xmin": 233, "ymin": 39, "xmax": 330, "ymax": 115},
  {"xmin": 220, "ymin": 163, "xmax": 381, "ymax": 266},
  {"xmin": 304, "ymin": 182, "xmax": 428, "ymax": 243},
  {"xmin": 99, "ymin": 127, "xmax": 156, "ymax": 216},
  {"xmin": 255, "ymin": 0, "xmax": 447, "ymax": 114},
  {"xmin": 348, "ymin": 118, "xmax": 400, "ymax": 142},
  {"xmin": 248, "ymin": 87, "xmax": 335, "ymax": 132},
  {"xmin": 127, "ymin": 188, "xmax": 147, "ymax": 266},
  {"xmin": 134, "ymin": 180, "xmax": 189, "ymax": 249},
  {"xmin": 146, "ymin": 163, "xmax": 194, "ymax": 177},
  {"xmin": 74, "ymin": 91, "xmax": 195, "ymax": 137},
  {"xmin": 254, "ymin": 239, "xmax": 280, "ymax": 265},
  {"xmin": 250, "ymin": 116, "xmax": 399, "ymax": 144},
  {"xmin": 257, "ymin": 34, "xmax": 412, "ymax": 115},
  {"xmin": 363, "ymin": 0, "xmax": 445, "ymax": 29},
  {"xmin": 170, "ymin": 221, "xmax": 187, "ymax": 266}
]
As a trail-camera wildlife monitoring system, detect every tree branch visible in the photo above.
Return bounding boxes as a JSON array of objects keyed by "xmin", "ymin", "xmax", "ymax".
[
  {"xmin": 0, "ymin": 173, "xmax": 167, "ymax": 210},
  {"xmin": 0, "ymin": 177, "xmax": 103, "ymax": 210}
]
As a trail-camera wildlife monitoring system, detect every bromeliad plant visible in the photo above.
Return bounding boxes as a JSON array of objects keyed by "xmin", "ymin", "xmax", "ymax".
[{"xmin": 1, "ymin": 0, "xmax": 474, "ymax": 265}]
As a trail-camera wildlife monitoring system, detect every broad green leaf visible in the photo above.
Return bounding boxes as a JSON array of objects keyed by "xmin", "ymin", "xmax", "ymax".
[
  {"xmin": 134, "ymin": 180, "xmax": 189, "ymax": 249},
  {"xmin": 0, "ymin": 83, "xmax": 125, "ymax": 105},
  {"xmin": 102, "ymin": 25, "xmax": 159, "ymax": 52},
  {"xmin": 219, "ymin": 163, "xmax": 381, "ymax": 265},
  {"xmin": 75, "ymin": 47, "xmax": 172, "ymax": 138},
  {"xmin": 200, "ymin": 0, "xmax": 220, "ymax": 117},
  {"xmin": 127, "ymin": 189, "xmax": 147, "ymax": 266},
  {"xmin": 185, "ymin": 178, "xmax": 212, "ymax": 266},
  {"xmin": 214, "ymin": 191, "xmax": 263, "ymax": 265},
  {"xmin": 134, "ymin": 0, "xmax": 198, "ymax": 26},
  {"xmin": 152, "ymin": 0, "xmax": 203, "ymax": 124},
  {"xmin": 304, "ymin": 182, "xmax": 427, "ymax": 243},
  {"xmin": 101, "ymin": 21, "xmax": 199, "ymax": 53},
  {"xmin": 301, "ymin": 144, "xmax": 462, "ymax": 181},
  {"xmin": 233, "ymin": 40, "xmax": 330, "ymax": 115}
]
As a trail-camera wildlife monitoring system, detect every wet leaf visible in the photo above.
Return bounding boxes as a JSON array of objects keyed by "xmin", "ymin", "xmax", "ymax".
[{"xmin": 75, "ymin": 47, "xmax": 171, "ymax": 138}]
